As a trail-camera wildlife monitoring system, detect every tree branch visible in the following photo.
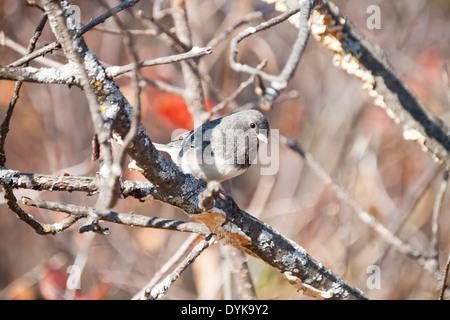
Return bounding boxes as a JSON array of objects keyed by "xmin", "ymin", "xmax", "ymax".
[
  {"xmin": 0, "ymin": 64, "xmax": 79, "ymax": 85},
  {"xmin": 170, "ymin": 0, "xmax": 209, "ymax": 123},
  {"xmin": 280, "ymin": 135, "xmax": 443, "ymax": 280},
  {"xmin": 305, "ymin": 0, "xmax": 450, "ymax": 169},
  {"xmin": 145, "ymin": 234, "xmax": 216, "ymax": 300},
  {"xmin": 21, "ymin": 196, "xmax": 210, "ymax": 235},
  {"xmin": 230, "ymin": 0, "xmax": 316, "ymax": 108},
  {"xmin": 105, "ymin": 46, "xmax": 212, "ymax": 78},
  {"xmin": 132, "ymin": 233, "xmax": 202, "ymax": 300}
]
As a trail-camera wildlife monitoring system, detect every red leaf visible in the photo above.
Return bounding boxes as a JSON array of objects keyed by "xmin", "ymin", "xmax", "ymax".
[{"xmin": 151, "ymin": 92, "xmax": 215, "ymax": 130}]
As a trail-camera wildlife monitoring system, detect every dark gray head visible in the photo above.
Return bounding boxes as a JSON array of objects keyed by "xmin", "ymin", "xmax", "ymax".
[
  {"xmin": 220, "ymin": 109, "xmax": 270, "ymax": 143},
  {"xmin": 215, "ymin": 109, "xmax": 270, "ymax": 168}
]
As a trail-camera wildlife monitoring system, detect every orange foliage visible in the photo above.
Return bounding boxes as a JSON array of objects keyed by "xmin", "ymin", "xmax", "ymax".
[{"xmin": 150, "ymin": 92, "xmax": 214, "ymax": 130}]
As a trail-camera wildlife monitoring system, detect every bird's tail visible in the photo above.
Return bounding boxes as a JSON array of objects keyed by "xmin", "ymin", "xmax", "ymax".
[
  {"xmin": 152, "ymin": 143, "xmax": 171, "ymax": 153},
  {"xmin": 152, "ymin": 142, "xmax": 181, "ymax": 166}
]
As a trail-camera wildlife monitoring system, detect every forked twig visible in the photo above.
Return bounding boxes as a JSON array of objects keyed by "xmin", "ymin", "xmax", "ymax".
[
  {"xmin": 280, "ymin": 135, "xmax": 442, "ymax": 280},
  {"xmin": 145, "ymin": 234, "xmax": 216, "ymax": 300}
]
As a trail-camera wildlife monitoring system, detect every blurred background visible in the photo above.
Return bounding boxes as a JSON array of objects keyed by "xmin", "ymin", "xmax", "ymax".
[{"xmin": 1, "ymin": 0, "xmax": 450, "ymax": 300}]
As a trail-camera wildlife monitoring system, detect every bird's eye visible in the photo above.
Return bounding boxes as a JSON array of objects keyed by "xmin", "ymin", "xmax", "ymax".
[{"xmin": 249, "ymin": 122, "xmax": 256, "ymax": 129}]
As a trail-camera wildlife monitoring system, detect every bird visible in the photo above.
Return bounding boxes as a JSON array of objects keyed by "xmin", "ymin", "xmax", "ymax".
[{"xmin": 150, "ymin": 109, "xmax": 270, "ymax": 182}]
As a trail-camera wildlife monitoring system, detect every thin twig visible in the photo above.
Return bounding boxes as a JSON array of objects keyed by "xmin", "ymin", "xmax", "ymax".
[
  {"xmin": 376, "ymin": 165, "xmax": 441, "ymax": 268},
  {"xmin": 0, "ymin": 14, "xmax": 48, "ymax": 164},
  {"xmin": 229, "ymin": 1, "xmax": 314, "ymax": 108},
  {"xmin": 7, "ymin": 1, "xmax": 138, "ymax": 68},
  {"xmin": 76, "ymin": 0, "xmax": 140, "ymax": 37},
  {"xmin": 0, "ymin": 14, "xmax": 51, "ymax": 235},
  {"xmin": 146, "ymin": 234, "xmax": 216, "ymax": 300},
  {"xmin": 206, "ymin": 8, "xmax": 272, "ymax": 48},
  {"xmin": 229, "ymin": 247, "xmax": 257, "ymax": 300},
  {"xmin": 64, "ymin": 232, "xmax": 95, "ymax": 299},
  {"xmin": 430, "ymin": 171, "xmax": 449, "ymax": 266},
  {"xmin": 207, "ymin": 59, "xmax": 267, "ymax": 117},
  {"xmin": 136, "ymin": 10, "xmax": 189, "ymax": 52},
  {"xmin": 21, "ymin": 196, "xmax": 210, "ymax": 235},
  {"xmin": 170, "ymin": 0, "xmax": 208, "ymax": 123},
  {"xmin": 3, "ymin": 185, "xmax": 61, "ymax": 234},
  {"xmin": 142, "ymin": 76, "xmax": 185, "ymax": 97},
  {"xmin": 106, "ymin": 46, "xmax": 212, "ymax": 78},
  {"xmin": 230, "ymin": 6, "xmax": 301, "ymax": 83},
  {"xmin": 78, "ymin": 24, "xmax": 159, "ymax": 37},
  {"xmin": 132, "ymin": 233, "xmax": 200, "ymax": 300},
  {"xmin": 442, "ymin": 63, "xmax": 450, "ymax": 107},
  {"xmin": 439, "ymin": 253, "xmax": 450, "ymax": 300},
  {"xmin": 25, "ymin": 0, "xmax": 46, "ymax": 12},
  {"xmin": 280, "ymin": 135, "xmax": 443, "ymax": 280},
  {"xmin": 4, "ymin": 40, "xmax": 62, "ymax": 68}
]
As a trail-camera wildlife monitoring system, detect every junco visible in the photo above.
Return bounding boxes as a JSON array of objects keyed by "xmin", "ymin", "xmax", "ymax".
[{"xmin": 149, "ymin": 109, "xmax": 270, "ymax": 182}]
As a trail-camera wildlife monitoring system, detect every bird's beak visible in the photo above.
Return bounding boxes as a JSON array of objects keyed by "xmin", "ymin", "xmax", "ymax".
[{"xmin": 257, "ymin": 133, "xmax": 269, "ymax": 144}]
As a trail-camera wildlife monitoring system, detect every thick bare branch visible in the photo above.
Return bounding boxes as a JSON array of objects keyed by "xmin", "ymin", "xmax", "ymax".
[
  {"xmin": 305, "ymin": 0, "xmax": 450, "ymax": 169},
  {"xmin": 0, "ymin": 64, "xmax": 79, "ymax": 85}
]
